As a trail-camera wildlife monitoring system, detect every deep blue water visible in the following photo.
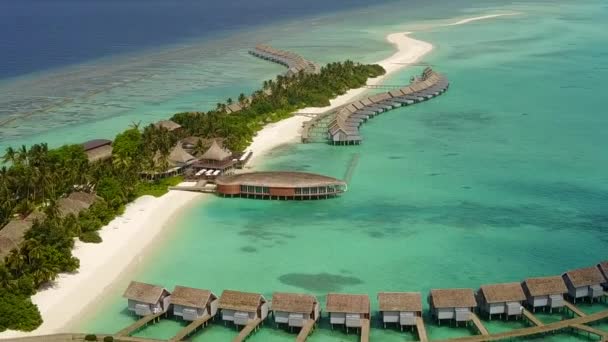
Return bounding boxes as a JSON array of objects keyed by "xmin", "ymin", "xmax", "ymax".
[{"xmin": 0, "ymin": 0, "xmax": 398, "ymax": 79}]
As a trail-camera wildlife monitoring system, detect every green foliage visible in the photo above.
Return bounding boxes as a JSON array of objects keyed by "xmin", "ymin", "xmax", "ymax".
[
  {"xmin": 0, "ymin": 291, "xmax": 42, "ymax": 332},
  {"xmin": 80, "ymin": 231, "xmax": 102, "ymax": 244},
  {"xmin": 84, "ymin": 334, "xmax": 98, "ymax": 341},
  {"xmin": 134, "ymin": 176, "xmax": 183, "ymax": 198}
]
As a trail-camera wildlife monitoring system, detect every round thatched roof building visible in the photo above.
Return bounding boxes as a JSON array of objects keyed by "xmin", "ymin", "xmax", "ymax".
[{"xmin": 216, "ymin": 171, "xmax": 346, "ymax": 200}]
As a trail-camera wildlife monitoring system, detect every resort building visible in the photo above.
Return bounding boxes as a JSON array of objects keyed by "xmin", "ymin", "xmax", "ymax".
[
  {"xmin": 215, "ymin": 171, "xmax": 347, "ymax": 200},
  {"xmin": 142, "ymin": 144, "xmax": 197, "ymax": 180},
  {"xmin": 477, "ymin": 283, "xmax": 525, "ymax": 319},
  {"xmin": 521, "ymin": 276, "xmax": 567, "ymax": 312},
  {"xmin": 123, "ymin": 281, "xmax": 172, "ymax": 316},
  {"xmin": 562, "ymin": 266, "xmax": 606, "ymax": 302},
  {"xmin": 218, "ymin": 290, "xmax": 269, "ymax": 327},
  {"xmin": 271, "ymin": 292, "xmax": 320, "ymax": 330},
  {"xmin": 598, "ymin": 262, "xmax": 608, "ymax": 289},
  {"xmin": 82, "ymin": 139, "xmax": 112, "ymax": 162},
  {"xmin": 154, "ymin": 119, "xmax": 182, "ymax": 132},
  {"xmin": 377, "ymin": 292, "xmax": 422, "ymax": 329},
  {"xmin": 193, "ymin": 140, "xmax": 237, "ymax": 175},
  {"xmin": 170, "ymin": 286, "xmax": 219, "ymax": 322},
  {"xmin": 325, "ymin": 293, "xmax": 370, "ymax": 332},
  {"xmin": 428, "ymin": 288, "xmax": 477, "ymax": 324}
]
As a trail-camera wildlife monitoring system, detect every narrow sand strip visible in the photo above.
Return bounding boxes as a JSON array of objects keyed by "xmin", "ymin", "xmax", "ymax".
[{"xmin": 441, "ymin": 13, "xmax": 519, "ymax": 26}]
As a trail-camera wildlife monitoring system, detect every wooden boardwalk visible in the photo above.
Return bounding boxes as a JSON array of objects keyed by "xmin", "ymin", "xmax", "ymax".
[
  {"xmin": 572, "ymin": 323, "xmax": 608, "ymax": 339},
  {"xmin": 522, "ymin": 308, "xmax": 544, "ymax": 326},
  {"xmin": 169, "ymin": 315, "xmax": 213, "ymax": 341},
  {"xmin": 116, "ymin": 312, "xmax": 165, "ymax": 337},
  {"xmin": 295, "ymin": 319, "xmax": 316, "ymax": 342},
  {"xmin": 416, "ymin": 316, "xmax": 429, "ymax": 342},
  {"xmin": 360, "ymin": 318, "xmax": 370, "ymax": 342},
  {"xmin": 435, "ymin": 309, "xmax": 608, "ymax": 342},
  {"xmin": 233, "ymin": 318, "xmax": 263, "ymax": 342},
  {"xmin": 470, "ymin": 313, "xmax": 489, "ymax": 336},
  {"xmin": 565, "ymin": 301, "xmax": 587, "ymax": 317}
]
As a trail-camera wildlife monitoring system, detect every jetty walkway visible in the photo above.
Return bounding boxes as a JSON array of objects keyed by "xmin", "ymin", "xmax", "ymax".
[
  {"xmin": 233, "ymin": 318, "xmax": 263, "ymax": 342},
  {"xmin": 249, "ymin": 44, "xmax": 320, "ymax": 76},
  {"xmin": 295, "ymin": 319, "xmax": 316, "ymax": 342},
  {"xmin": 115, "ymin": 311, "xmax": 165, "ymax": 337}
]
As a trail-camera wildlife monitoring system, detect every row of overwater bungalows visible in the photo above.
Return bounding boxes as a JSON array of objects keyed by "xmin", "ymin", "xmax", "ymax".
[
  {"xmin": 249, "ymin": 44, "xmax": 320, "ymax": 77},
  {"xmin": 122, "ymin": 263, "xmax": 608, "ymax": 333}
]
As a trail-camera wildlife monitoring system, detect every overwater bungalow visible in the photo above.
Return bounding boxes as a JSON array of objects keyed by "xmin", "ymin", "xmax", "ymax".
[
  {"xmin": 477, "ymin": 283, "xmax": 526, "ymax": 319},
  {"xmin": 522, "ymin": 276, "xmax": 567, "ymax": 312},
  {"xmin": 325, "ymin": 293, "xmax": 370, "ymax": 332},
  {"xmin": 82, "ymin": 139, "xmax": 112, "ymax": 162},
  {"xmin": 218, "ymin": 290, "xmax": 269, "ymax": 327},
  {"xmin": 562, "ymin": 266, "xmax": 606, "ymax": 302},
  {"xmin": 271, "ymin": 292, "xmax": 320, "ymax": 330},
  {"xmin": 170, "ymin": 286, "xmax": 219, "ymax": 322},
  {"xmin": 598, "ymin": 262, "xmax": 608, "ymax": 289},
  {"xmin": 154, "ymin": 119, "xmax": 182, "ymax": 132},
  {"xmin": 377, "ymin": 292, "xmax": 422, "ymax": 330},
  {"xmin": 123, "ymin": 281, "xmax": 171, "ymax": 316},
  {"xmin": 428, "ymin": 288, "xmax": 477, "ymax": 324}
]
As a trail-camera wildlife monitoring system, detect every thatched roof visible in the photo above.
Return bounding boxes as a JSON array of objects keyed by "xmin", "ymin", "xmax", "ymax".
[
  {"xmin": 200, "ymin": 140, "xmax": 232, "ymax": 161},
  {"xmin": 325, "ymin": 293, "xmax": 369, "ymax": 314},
  {"xmin": 57, "ymin": 192, "xmax": 98, "ymax": 217},
  {"xmin": 479, "ymin": 283, "xmax": 526, "ymax": 303},
  {"xmin": 271, "ymin": 292, "xmax": 317, "ymax": 314},
  {"xmin": 170, "ymin": 286, "xmax": 216, "ymax": 309},
  {"xmin": 218, "ymin": 290, "xmax": 265, "ymax": 312},
  {"xmin": 168, "ymin": 144, "xmax": 196, "ymax": 165},
  {"xmin": 82, "ymin": 139, "xmax": 112, "ymax": 151},
  {"xmin": 123, "ymin": 281, "xmax": 169, "ymax": 304},
  {"xmin": 0, "ymin": 212, "xmax": 45, "ymax": 259},
  {"xmin": 563, "ymin": 266, "xmax": 606, "ymax": 287},
  {"xmin": 523, "ymin": 276, "xmax": 567, "ymax": 297},
  {"xmin": 85, "ymin": 145, "xmax": 113, "ymax": 162},
  {"xmin": 154, "ymin": 120, "xmax": 182, "ymax": 131},
  {"xmin": 430, "ymin": 289, "xmax": 477, "ymax": 308},
  {"xmin": 598, "ymin": 262, "xmax": 608, "ymax": 281},
  {"xmin": 377, "ymin": 292, "xmax": 422, "ymax": 312}
]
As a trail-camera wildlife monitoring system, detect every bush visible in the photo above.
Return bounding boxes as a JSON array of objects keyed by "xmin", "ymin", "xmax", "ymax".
[
  {"xmin": 80, "ymin": 231, "xmax": 102, "ymax": 243},
  {"xmin": 103, "ymin": 336, "xmax": 114, "ymax": 342},
  {"xmin": 84, "ymin": 334, "xmax": 97, "ymax": 341},
  {"xmin": 0, "ymin": 291, "xmax": 42, "ymax": 332}
]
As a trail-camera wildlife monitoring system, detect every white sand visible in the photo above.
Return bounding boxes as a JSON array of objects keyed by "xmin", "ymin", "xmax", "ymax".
[
  {"xmin": 441, "ymin": 13, "xmax": 519, "ymax": 26},
  {"xmin": 0, "ymin": 12, "xmax": 516, "ymax": 339}
]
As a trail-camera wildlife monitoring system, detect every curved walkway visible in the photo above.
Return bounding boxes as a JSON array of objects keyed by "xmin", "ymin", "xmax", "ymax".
[
  {"xmin": 249, "ymin": 44, "xmax": 321, "ymax": 76},
  {"xmin": 327, "ymin": 67, "xmax": 449, "ymax": 145}
]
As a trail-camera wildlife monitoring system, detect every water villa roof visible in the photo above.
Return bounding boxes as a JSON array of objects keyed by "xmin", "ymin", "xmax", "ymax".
[
  {"xmin": 216, "ymin": 171, "xmax": 346, "ymax": 188},
  {"xmin": 123, "ymin": 281, "xmax": 168, "ymax": 304},
  {"xmin": 563, "ymin": 266, "xmax": 606, "ymax": 287},
  {"xmin": 218, "ymin": 290, "xmax": 265, "ymax": 312},
  {"xmin": 200, "ymin": 140, "xmax": 232, "ymax": 161},
  {"xmin": 598, "ymin": 262, "xmax": 608, "ymax": 280},
  {"xmin": 377, "ymin": 292, "xmax": 422, "ymax": 312},
  {"xmin": 154, "ymin": 120, "xmax": 182, "ymax": 131},
  {"xmin": 325, "ymin": 293, "xmax": 370, "ymax": 314},
  {"xmin": 523, "ymin": 276, "xmax": 568, "ymax": 296},
  {"xmin": 430, "ymin": 289, "xmax": 477, "ymax": 308},
  {"xmin": 479, "ymin": 283, "xmax": 526, "ymax": 303},
  {"xmin": 170, "ymin": 286, "xmax": 216, "ymax": 309},
  {"xmin": 271, "ymin": 292, "xmax": 317, "ymax": 314}
]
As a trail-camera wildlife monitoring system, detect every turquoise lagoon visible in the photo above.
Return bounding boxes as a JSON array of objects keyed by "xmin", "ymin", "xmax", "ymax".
[{"xmin": 5, "ymin": 0, "xmax": 608, "ymax": 341}]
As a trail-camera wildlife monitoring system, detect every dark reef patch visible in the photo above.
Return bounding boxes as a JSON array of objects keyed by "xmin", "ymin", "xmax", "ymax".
[
  {"xmin": 240, "ymin": 246, "xmax": 257, "ymax": 253},
  {"xmin": 278, "ymin": 272, "xmax": 363, "ymax": 292}
]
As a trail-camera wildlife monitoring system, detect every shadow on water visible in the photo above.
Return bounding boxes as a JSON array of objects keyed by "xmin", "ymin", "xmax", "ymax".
[{"xmin": 278, "ymin": 272, "xmax": 363, "ymax": 292}]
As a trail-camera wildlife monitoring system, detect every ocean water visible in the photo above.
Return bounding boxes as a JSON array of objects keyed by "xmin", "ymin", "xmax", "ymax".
[{"xmin": 3, "ymin": 0, "xmax": 608, "ymax": 341}]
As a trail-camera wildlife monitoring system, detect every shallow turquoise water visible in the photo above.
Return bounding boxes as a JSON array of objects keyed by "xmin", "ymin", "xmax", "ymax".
[{"xmin": 5, "ymin": 0, "xmax": 607, "ymax": 341}]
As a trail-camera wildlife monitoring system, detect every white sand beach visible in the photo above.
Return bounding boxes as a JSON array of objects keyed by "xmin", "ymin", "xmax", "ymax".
[
  {"xmin": 0, "ymin": 13, "xmax": 515, "ymax": 339},
  {"xmin": 441, "ymin": 13, "xmax": 519, "ymax": 26}
]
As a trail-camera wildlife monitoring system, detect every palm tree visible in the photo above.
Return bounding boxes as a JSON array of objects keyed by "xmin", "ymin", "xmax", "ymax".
[{"xmin": 2, "ymin": 146, "xmax": 17, "ymax": 164}]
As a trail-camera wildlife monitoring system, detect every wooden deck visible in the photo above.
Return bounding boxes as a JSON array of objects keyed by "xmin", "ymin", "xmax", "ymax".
[
  {"xmin": 416, "ymin": 316, "xmax": 429, "ymax": 342},
  {"xmin": 565, "ymin": 301, "xmax": 587, "ymax": 317},
  {"xmin": 233, "ymin": 318, "xmax": 263, "ymax": 342},
  {"xmin": 116, "ymin": 312, "xmax": 165, "ymax": 337},
  {"xmin": 522, "ymin": 308, "xmax": 544, "ymax": 326},
  {"xmin": 295, "ymin": 319, "xmax": 316, "ymax": 342},
  {"xmin": 435, "ymin": 309, "xmax": 608, "ymax": 342},
  {"xmin": 169, "ymin": 315, "xmax": 213, "ymax": 341},
  {"xmin": 360, "ymin": 318, "xmax": 370, "ymax": 342},
  {"xmin": 571, "ymin": 323, "xmax": 608, "ymax": 339},
  {"xmin": 470, "ymin": 313, "xmax": 489, "ymax": 336}
]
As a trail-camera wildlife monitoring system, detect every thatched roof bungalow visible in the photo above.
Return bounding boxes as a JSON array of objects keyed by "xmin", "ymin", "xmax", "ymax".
[
  {"xmin": 170, "ymin": 286, "xmax": 218, "ymax": 321},
  {"xmin": 325, "ymin": 293, "xmax": 370, "ymax": 330},
  {"xmin": 477, "ymin": 283, "xmax": 525, "ymax": 318},
  {"xmin": 522, "ymin": 276, "xmax": 567, "ymax": 311},
  {"xmin": 154, "ymin": 120, "xmax": 182, "ymax": 132},
  {"xmin": 428, "ymin": 288, "xmax": 477, "ymax": 323},
  {"xmin": 598, "ymin": 262, "xmax": 608, "ymax": 288},
  {"xmin": 378, "ymin": 292, "xmax": 422, "ymax": 328},
  {"xmin": 123, "ymin": 281, "xmax": 171, "ymax": 316},
  {"xmin": 271, "ymin": 292, "xmax": 319, "ymax": 328},
  {"xmin": 562, "ymin": 266, "xmax": 606, "ymax": 302},
  {"xmin": 82, "ymin": 139, "xmax": 112, "ymax": 162},
  {"xmin": 218, "ymin": 290, "xmax": 269, "ymax": 326}
]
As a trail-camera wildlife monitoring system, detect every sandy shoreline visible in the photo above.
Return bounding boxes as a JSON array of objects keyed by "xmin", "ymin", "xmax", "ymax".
[{"xmin": 0, "ymin": 13, "xmax": 516, "ymax": 339}]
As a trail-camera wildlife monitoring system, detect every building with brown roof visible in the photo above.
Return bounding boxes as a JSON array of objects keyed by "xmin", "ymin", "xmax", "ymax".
[
  {"xmin": 123, "ymin": 281, "xmax": 171, "ymax": 316},
  {"xmin": 597, "ymin": 262, "xmax": 608, "ymax": 289},
  {"xmin": 154, "ymin": 120, "xmax": 182, "ymax": 132},
  {"xmin": 477, "ymin": 283, "xmax": 525, "ymax": 319},
  {"xmin": 81, "ymin": 139, "xmax": 112, "ymax": 162},
  {"xmin": 218, "ymin": 290, "xmax": 269, "ymax": 326},
  {"xmin": 170, "ymin": 286, "xmax": 218, "ymax": 322},
  {"xmin": 428, "ymin": 288, "xmax": 477, "ymax": 323},
  {"xmin": 271, "ymin": 292, "xmax": 319, "ymax": 329},
  {"xmin": 325, "ymin": 293, "xmax": 370, "ymax": 331},
  {"xmin": 216, "ymin": 171, "xmax": 347, "ymax": 200},
  {"xmin": 522, "ymin": 276, "xmax": 567, "ymax": 311},
  {"xmin": 562, "ymin": 266, "xmax": 606, "ymax": 302},
  {"xmin": 377, "ymin": 292, "xmax": 422, "ymax": 329}
]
